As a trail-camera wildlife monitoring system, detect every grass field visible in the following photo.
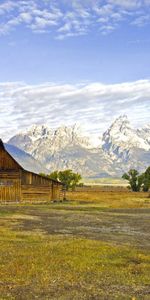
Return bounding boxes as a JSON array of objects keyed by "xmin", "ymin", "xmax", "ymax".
[
  {"xmin": 66, "ymin": 190, "xmax": 150, "ymax": 208},
  {"xmin": 0, "ymin": 191, "xmax": 150, "ymax": 299},
  {"xmin": 83, "ymin": 177, "xmax": 128, "ymax": 186}
]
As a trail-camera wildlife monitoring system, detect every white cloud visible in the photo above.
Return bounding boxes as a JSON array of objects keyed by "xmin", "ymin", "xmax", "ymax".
[
  {"xmin": 108, "ymin": 0, "xmax": 142, "ymax": 9},
  {"xmin": 0, "ymin": 0, "xmax": 149, "ymax": 38},
  {"xmin": 132, "ymin": 14, "xmax": 150, "ymax": 26},
  {"xmin": 0, "ymin": 1, "xmax": 18, "ymax": 15},
  {"xmin": 0, "ymin": 79, "xmax": 150, "ymax": 141}
]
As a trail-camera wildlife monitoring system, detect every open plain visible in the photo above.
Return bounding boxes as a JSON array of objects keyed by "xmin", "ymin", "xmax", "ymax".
[{"xmin": 0, "ymin": 191, "xmax": 150, "ymax": 300}]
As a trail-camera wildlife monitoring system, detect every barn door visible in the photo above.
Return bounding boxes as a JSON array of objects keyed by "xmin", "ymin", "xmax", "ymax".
[{"xmin": 0, "ymin": 178, "xmax": 21, "ymax": 202}]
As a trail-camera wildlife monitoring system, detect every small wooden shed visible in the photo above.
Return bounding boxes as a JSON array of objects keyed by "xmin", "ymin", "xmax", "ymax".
[{"xmin": 0, "ymin": 139, "xmax": 63, "ymax": 203}]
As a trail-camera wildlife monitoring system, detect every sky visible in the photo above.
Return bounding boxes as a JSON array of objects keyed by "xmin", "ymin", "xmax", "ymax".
[{"xmin": 0, "ymin": 0, "xmax": 150, "ymax": 140}]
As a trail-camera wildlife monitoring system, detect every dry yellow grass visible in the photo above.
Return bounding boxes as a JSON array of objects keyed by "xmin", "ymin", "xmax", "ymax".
[
  {"xmin": 0, "ymin": 191, "xmax": 149, "ymax": 299},
  {"xmin": 0, "ymin": 206, "xmax": 150, "ymax": 300},
  {"xmin": 66, "ymin": 190, "xmax": 150, "ymax": 208}
]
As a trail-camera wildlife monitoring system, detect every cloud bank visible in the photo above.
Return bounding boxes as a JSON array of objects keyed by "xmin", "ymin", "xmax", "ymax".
[
  {"xmin": 0, "ymin": 0, "xmax": 150, "ymax": 38},
  {"xmin": 0, "ymin": 79, "xmax": 150, "ymax": 140}
]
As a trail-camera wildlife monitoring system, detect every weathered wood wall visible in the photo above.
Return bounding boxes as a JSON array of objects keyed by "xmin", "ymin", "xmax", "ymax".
[
  {"xmin": 0, "ymin": 144, "xmax": 22, "ymax": 202},
  {"xmin": 21, "ymin": 179, "xmax": 63, "ymax": 202},
  {"xmin": 21, "ymin": 170, "xmax": 62, "ymax": 202},
  {"xmin": 0, "ymin": 171, "xmax": 21, "ymax": 202},
  {"xmin": 0, "ymin": 148, "xmax": 21, "ymax": 170},
  {"xmin": 52, "ymin": 182, "xmax": 62, "ymax": 200},
  {"xmin": 21, "ymin": 170, "xmax": 52, "ymax": 185},
  {"xmin": 22, "ymin": 185, "xmax": 52, "ymax": 202},
  {"xmin": 0, "ymin": 171, "xmax": 63, "ymax": 202}
]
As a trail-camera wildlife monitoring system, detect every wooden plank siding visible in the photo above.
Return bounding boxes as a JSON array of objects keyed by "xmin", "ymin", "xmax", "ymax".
[
  {"xmin": 21, "ymin": 170, "xmax": 53, "ymax": 186},
  {"xmin": 0, "ymin": 140, "xmax": 63, "ymax": 203},
  {"xmin": 22, "ymin": 185, "xmax": 52, "ymax": 202},
  {"xmin": 21, "ymin": 178, "xmax": 63, "ymax": 202},
  {"xmin": 0, "ymin": 172, "xmax": 21, "ymax": 202},
  {"xmin": 0, "ymin": 142, "xmax": 22, "ymax": 202},
  {"xmin": 0, "ymin": 145, "xmax": 22, "ymax": 171},
  {"xmin": 52, "ymin": 182, "xmax": 62, "ymax": 200}
]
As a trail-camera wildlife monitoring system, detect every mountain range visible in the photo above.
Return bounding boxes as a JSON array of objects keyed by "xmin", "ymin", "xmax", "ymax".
[
  {"xmin": 5, "ymin": 143, "xmax": 48, "ymax": 174},
  {"xmin": 7, "ymin": 115, "xmax": 150, "ymax": 178}
]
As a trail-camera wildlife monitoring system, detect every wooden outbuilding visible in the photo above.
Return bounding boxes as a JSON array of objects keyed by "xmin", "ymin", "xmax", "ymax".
[{"xmin": 0, "ymin": 139, "xmax": 63, "ymax": 203}]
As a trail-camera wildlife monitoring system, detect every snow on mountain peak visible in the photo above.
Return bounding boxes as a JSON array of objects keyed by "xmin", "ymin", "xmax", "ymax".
[
  {"xmin": 27, "ymin": 124, "xmax": 52, "ymax": 141},
  {"xmin": 7, "ymin": 116, "xmax": 150, "ymax": 177},
  {"xmin": 137, "ymin": 123, "xmax": 150, "ymax": 145},
  {"xmin": 51, "ymin": 124, "xmax": 88, "ymax": 149},
  {"xmin": 102, "ymin": 115, "xmax": 150, "ymax": 154},
  {"xmin": 113, "ymin": 114, "xmax": 128, "ymax": 123},
  {"xmin": 8, "ymin": 123, "xmax": 95, "ymax": 161},
  {"xmin": 109, "ymin": 115, "xmax": 131, "ymax": 134}
]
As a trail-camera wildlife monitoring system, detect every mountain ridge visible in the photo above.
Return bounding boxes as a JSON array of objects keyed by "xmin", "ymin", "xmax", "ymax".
[
  {"xmin": 8, "ymin": 115, "xmax": 150, "ymax": 177},
  {"xmin": 5, "ymin": 143, "xmax": 48, "ymax": 174}
]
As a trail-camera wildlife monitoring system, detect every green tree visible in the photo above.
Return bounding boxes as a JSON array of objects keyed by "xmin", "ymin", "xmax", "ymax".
[
  {"xmin": 58, "ymin": 169, "xmax": 82, "ymax": 190},
  {"xmin": 122, "ymin": 169, "xmax": 142, "ymax": 192},
  {"xmin": 49, "ymin": 170, "xmax": 59, "ymax": 181},
  {"xmin": 39, "ymin": 171, "xmax": 59, "ymax": 181},
  {"xmin": 69, "ymin": 172, "xmax": 82, "ymax": 191},
  {"xmin": 40, "ymin": 169, "xmax": 82, "ymax": 190}
]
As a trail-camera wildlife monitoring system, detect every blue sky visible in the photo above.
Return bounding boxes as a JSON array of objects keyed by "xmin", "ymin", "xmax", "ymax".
[{"xmin": 0, "ymin": 0, "xmax": 150, "ymax": 140}]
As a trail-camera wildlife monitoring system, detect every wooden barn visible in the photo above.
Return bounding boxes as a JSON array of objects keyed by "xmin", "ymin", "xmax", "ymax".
[{"xmin": 0, "ymin": 139, "xmax": 63, "ymax": 203}]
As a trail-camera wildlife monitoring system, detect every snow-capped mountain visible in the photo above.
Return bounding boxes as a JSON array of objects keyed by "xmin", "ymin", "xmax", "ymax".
[
  {"xmin": 8, "ymin": 124, "xmax": 105, "ymax": 176},
  {"xmin": 101, "ymin": 115, "xmax": 150, "ymax": 174},
  {"xmin": 8, "ymin": 116, "xmax": 150, "ymax": 177},
  {"xmin": 9, "ymin": 124, "xmax": 93, "ymax": 153},
  {"xmin": 137, "ymin": 124, "xmax": 150, "ymax": 145},
  {"xmin": 102, "ymin": 115, "xmax": 150, "ymax": 159}
]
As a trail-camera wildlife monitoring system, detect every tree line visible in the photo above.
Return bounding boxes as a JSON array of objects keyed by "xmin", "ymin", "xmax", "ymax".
[
  {"xmin": 122, "ymin": 166, "xmax": 150, "ymax": 192},
  {"xmin": 40, "ymin": 169, "xmax": 82, "ymax": 190},
  {"xmin": 40, "ymin": 166, "xmax": 150, "ymax": 192}
]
